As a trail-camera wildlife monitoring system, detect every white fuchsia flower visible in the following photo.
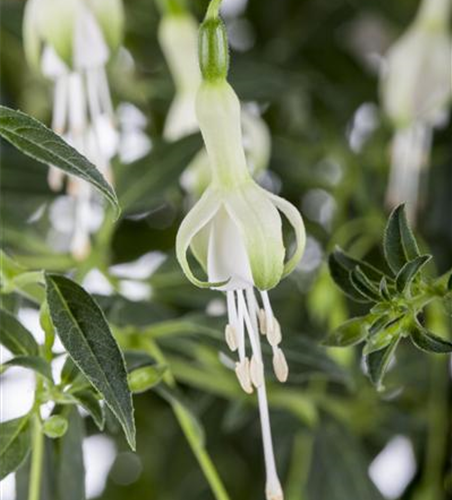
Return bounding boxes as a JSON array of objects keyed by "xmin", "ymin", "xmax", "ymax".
[
  {"xmin": 380, "ymin": 0, "xmax": 451, "ymax": 220},
  {"xmin": 176, "ymin": 11, "xmax": 305, "ymax": 500},
  {"xmin": 23, "ymin": 0, "xmax": 124, "ymax": 258}
]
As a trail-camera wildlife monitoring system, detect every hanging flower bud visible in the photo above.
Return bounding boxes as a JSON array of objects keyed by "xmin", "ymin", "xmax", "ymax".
[
  {"xmin": 380, "ymin": 0, "xmax": 452, "ymax": 128},
  {"xmin": 176, "ymin": 8, "xmax": 305, "ymax": 500}
]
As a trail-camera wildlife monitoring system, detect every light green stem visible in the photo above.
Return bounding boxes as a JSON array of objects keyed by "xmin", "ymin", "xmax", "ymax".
[
  {"xmin": 142, "ymin": 339, "xmax": 230, "ymax": 500},
  {"xmin": 206, "ymin": 0, "xmax": 223, "ymax": 19},
  {"xmin": 28, "ymin": 415, "xmax": 44, "ymax": 500}
]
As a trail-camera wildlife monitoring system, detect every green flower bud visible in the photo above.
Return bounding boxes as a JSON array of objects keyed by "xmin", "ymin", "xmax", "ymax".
[
  {"xmin": 43, "ymin": 415, "xmax": 68, "ymax": 439},
  {"xmin": 128, "ymin": 365, "xmax": 167, "ymax": 394}
]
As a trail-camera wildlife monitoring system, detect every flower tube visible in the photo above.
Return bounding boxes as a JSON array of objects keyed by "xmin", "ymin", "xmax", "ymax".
[{"xmin": 176, "ymin": 7, "xmax": 306, "ymax": 499}]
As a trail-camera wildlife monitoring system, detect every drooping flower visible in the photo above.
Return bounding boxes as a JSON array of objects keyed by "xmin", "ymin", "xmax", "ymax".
[
  {"xmin": 176, "ymin": 11, "xmax": 306, "ymax": 500},
  {"xmin": 23, "ymin": 0, "xmax": 124, "ymax": 258},
  {"xmin": 380, "ymin": 0, "xmax": 451, "ymax": 220},
  {"xmin": 156, "ymin": 0, "xmax": 271, "ymax": 197}
]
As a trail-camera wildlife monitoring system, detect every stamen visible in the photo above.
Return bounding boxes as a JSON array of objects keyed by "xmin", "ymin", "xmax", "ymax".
[
  {"xmin": 52, "ymin": 75, "xmax": 69, "ymax": 135},
  {"xmin": 225, "ymin": 324, "xmax": 238, "ymax": 352},
  {"xmin": 68, "ymin": 73, "xmax": 87, "ymax": 136},
  {"xmin": 258, "ymin": 308, "xmax": 267, "ymax": 335},
  {"xmin": 272, "ymin": 347, "xmax": 289, "ymax": 383},
  {"xmin": 96, "ymin": 67, "xmax": 115, "ymax": 118},
  {"xmin": 235, "ymin": 358, "xmax": 253, "ymax": 394}
]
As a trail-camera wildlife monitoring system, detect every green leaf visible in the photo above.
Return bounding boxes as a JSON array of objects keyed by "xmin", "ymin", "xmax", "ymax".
[
  {"xmin": 379, "ymin": 277, "xmax": 391, "ymax": 301},
  {"xmin": 350, "ymin": 267, "xmax": 381, "ymax": 302},
  {"xmin": 0, "ymin": 416, "xmax": 31, "ymax": 480},
  {"xmin": 410, "ymin": 322, "xmax": 452, "ymax": 353},
  {"xmin": 363, "ymin": 315, "xmax": 404, "ymax": 355},
  {"xmin": 448, "ymin": 273, "xmax": 452, "ymax": 291},
  {"xmin": 322, "ymin": 317, "xmax": 367, "ymax": 347},
  {"xmin": 366, "ymin": 337, "xmax": 400, "ymax": 390},
  {"xmin": 44, "ymin": 273, "xmax": 135, "ymax": 450},
  {"xmin": 395, "ymin": 255, "xmax": 431, "ymax": 293},
  {"xmin": 2, "ymin": 355, "xmax": 53, "ymax": 380},
  {"xmin": 70, "ymin": 389, "xmax": 105, "ymax": 431},
  {"xmin": 128, "ymin": 364, "xmax": 167, "ymax": 393},
  {"xmin": 328, "ymin": 251, "xmax": 370, "ymax": 303},
  {"xmin": 0, "ymin": 106, "xmax": 119, "ymax": 218},
  {"xmin": 383, "ymin": 204, "xmax": 420, "ymax": 274},
  {"xmin": 0, "ymin": 309, "xmax": 39, "ymax": 356}
]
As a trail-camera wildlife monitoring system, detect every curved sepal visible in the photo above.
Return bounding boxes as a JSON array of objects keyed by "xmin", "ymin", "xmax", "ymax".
[
  {"xmin": 176, "ymin": 188, "xmax": 226, "ymax": 288},
  {"xmin": 267, "ymin": 191, "xmax": 306, "ymax": 278}
]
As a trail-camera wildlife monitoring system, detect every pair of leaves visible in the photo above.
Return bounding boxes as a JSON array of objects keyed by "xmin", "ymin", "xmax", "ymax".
[{"xmin": 0, "ymin": 106, "xmax": 119, "ymax": 217}]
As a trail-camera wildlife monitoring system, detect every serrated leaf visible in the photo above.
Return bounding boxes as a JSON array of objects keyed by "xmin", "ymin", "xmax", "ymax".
[
  {"xmin": 0, "ymin": 309, "xmax": 39, "ymax": 356},
  {"xmin": 395, "ymin": 255, "xmax": 431, "ymax": 293},
  {"xmin": 322, "ymin": 317, "xmax": 367, "ymax": 347},
  {"xmin": 366, "ymin": 337, "xmax": 400, "ymax": 390},
  {"xmin": 363, "ymin": 315, "xmax": 404, "ymax": 355},
  {"xmin": 70, "ymin": 389, "xmax": 105, "ymax": 431},
  {"xmin": 2, "ymin": 355, "xmax": 53, "ymax": 380},
  {"xmin": 328, "ymin": 251, "xmax": 370, "ymax": 303},
  {"xmin": 383, "ymin": 204, "xmax": 420, "ymax": 274},
  {"xmin": 350, "ymin": 267, "xmax": 381, "ymax": 302},
  {"xmin": 44, "ymin": 273, "xmax": 135, "ymax": 450},
  {"xmin": 410, "ymin": 322, "xmax": 452, "ymax": 353},
  {"xmin": 0, "ymin": 106, "xmax": 119, "ymax": 218},
  {"xmin": 0, "ymin": 416, "xmax": 31, "ymax": 480}
]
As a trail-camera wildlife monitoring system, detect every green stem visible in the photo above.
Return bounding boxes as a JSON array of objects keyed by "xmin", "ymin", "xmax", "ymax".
[
  {"xmin": 142, "ymin": 339, "xmax": 231, "ymax": 500},
  {"xmin": 206, "ymin": 0, "xmax": 223, "ymax": 19},
  {"xmin": 28, "ymin": 415, "xmax": 44, "ymax": 500}
]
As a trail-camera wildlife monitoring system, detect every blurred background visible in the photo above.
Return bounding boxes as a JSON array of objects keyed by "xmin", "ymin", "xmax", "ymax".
[{"xmin": 1, "ymin": 0, "xmax": 451, "ymax": 499}]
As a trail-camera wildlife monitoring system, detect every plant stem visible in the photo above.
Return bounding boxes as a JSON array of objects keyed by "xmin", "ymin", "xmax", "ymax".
[
  {"xmin": 206, "ymin": 0, "xmax": 223, "ymax": 19},
  {"xmin": 142, "ymin": 338, "xmax": 231, "ymax": 500},
  {"xmin": 28, "ymin": 415, "xmax": 44, "ymax": 500}
]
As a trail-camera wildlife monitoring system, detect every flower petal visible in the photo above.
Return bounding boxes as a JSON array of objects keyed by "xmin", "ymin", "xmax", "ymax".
[
  {"xmin": 176, "ymin": 188, "xmax": 224, "ymax": 288},
  {"xmin": 224, "ymin": 183, "xmax": 284, "ymax": 291},
  {"xmin": 267, "ymin": 191, "xmax": 306, "ymax": 278}
]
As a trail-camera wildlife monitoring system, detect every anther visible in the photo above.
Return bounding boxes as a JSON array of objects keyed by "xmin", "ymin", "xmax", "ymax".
[
  {"xmin": 250, "ymin": 355, "xmax": 264, "ymax": 388},
  {"xmin": 272, "ymin": 347, "xmax": 288, "ymax": 383},
  {"xmin": 225, "ymin": 324, "xmax": 238, "ymax": 352},
  {"xmin": 235, "ymin": 358, "xmax": 253, "ymax": 394},
  {"xmin": 266, "ymin": 317, "xmax": 282, "ymax": 347}
]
